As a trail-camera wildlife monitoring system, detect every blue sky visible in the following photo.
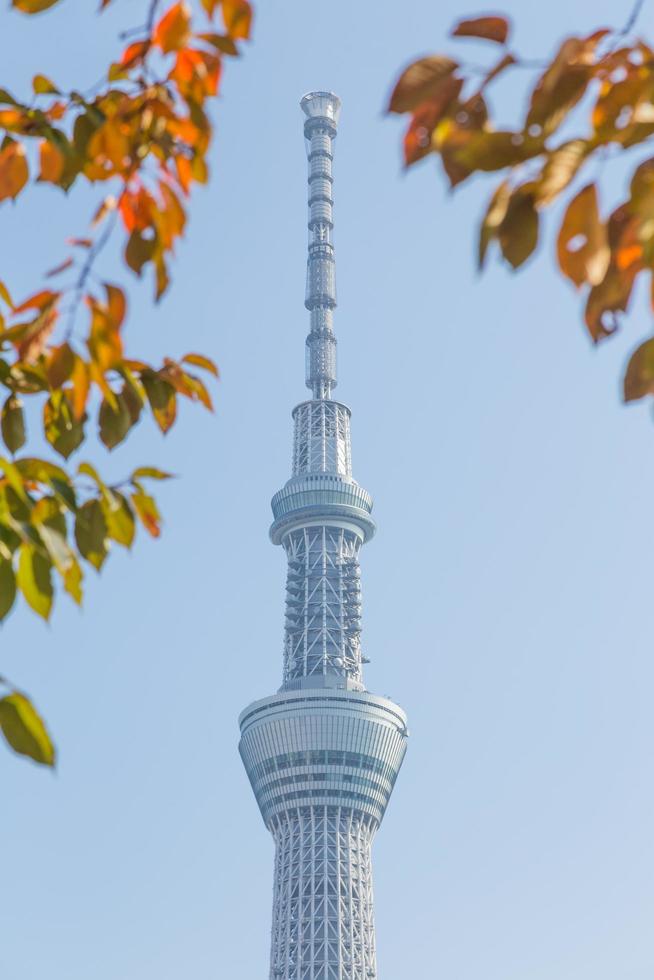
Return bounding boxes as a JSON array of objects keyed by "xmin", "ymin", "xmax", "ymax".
[{"xmin": 2, "ymin": 1, "xmax": 654, "ymax": 978}]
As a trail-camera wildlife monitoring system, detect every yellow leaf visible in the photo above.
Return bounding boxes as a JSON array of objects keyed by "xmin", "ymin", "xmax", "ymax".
[
  {"xmin": 32, "ymin": 73, "xmax": 60, "ymax": 95},
  {"xmin": 17, "ymin": 545, "xmax": 53, "ymax": 620},
  {"xmin": 0, "ymin": 692, "xmax": 55, "ymax": 767}
]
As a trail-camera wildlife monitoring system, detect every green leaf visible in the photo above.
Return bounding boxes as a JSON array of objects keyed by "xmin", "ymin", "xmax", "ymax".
[
  {"xmin": 74, "ymin": 499, "xmax": 107, "ymax": 570},
  {"xmin": 98, "ymin": 393, "xmax": 132, "ymax": 450},
  {"xmin": 44, "ymin": 391, "xmax": 85, "ymax": 459},
  {"xmin": 0, "ymin": 558, "xmax": 16, "ymax": 621},
  {"xmin": 498, "ymin": 188, "xmax": 539, "ymax": 269},
  {"xmin": 17, "ymin": 545, "xmax": 53, "ymax": 620},
  {"xmin": 141, "ymin": 373, "xmax": 177, "ymax": 434},
  {"xmin": 1, "ymin": 394, "xmax": 25, "ymax": 454},
  {"xmin": 0, "ymin": 691, "xmax": 55, "ymax": 766},
  {"xmin": 101, "ymin": 490, "xmax": 135, "ymax": 549}
]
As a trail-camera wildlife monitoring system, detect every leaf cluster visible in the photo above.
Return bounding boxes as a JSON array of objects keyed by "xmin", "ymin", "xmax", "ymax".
[{"xmin": 389, "ymin": 13, "xmax": 654, "ymax": 404}]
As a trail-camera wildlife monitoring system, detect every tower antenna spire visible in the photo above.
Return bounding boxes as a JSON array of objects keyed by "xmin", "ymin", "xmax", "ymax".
[
  {"xmin": 238, "ymin": 93, "xmax": 408, "ymax": 980},
  {"xmin": 301, "ymin": 91, "xmax": 341, "ymax": 400}
]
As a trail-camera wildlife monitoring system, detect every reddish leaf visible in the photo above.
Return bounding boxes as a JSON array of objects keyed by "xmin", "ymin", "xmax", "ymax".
[
  {"xmin": 403, "ymin": 77, "xmax": 463, "ymax": 167},
  {"xmin": 452, "ymin": 15, "xmax": 510, "ymax": 45},
  {"xmin": 45, "ymin": 257, "xmax": 73, "ymax": 278}
]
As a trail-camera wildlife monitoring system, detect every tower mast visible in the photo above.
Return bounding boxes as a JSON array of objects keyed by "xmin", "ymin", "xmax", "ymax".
[{"xmin": 239, "ymin": 93, "xmax": 408, "ymax": 980}]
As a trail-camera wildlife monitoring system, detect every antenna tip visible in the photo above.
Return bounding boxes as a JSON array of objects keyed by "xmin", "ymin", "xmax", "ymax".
[{"xmin": 300, "ymin": 91, "xmax": 342, "ymax": 126}]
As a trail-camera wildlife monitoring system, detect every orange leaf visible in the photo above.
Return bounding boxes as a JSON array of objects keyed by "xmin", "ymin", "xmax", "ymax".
[
  {"xmin": 70, "ymin": 356, "xmax": 90, "ymax": 420},
  {"xmin": 38, "ymin": 139, "xmax": 65, "ymax": 183},
  {"xmin": 104, "ymin": 283, "xmax": 126, "ymax": 330},
  {"xmin": 154, "ymin": 1, "xmax": 192, "ymax": 53},
  {"xmin": 201, "ymin": 0, "xmax": 220, "ymax": 17},
  {"xmin": 87, "ymin": 297, "xmax": 123, "ymax": 371},
  {"xmin": 222, "ymin": 0, "xmax": 252, "ymax": 39},
  {"xmin": 182, "ymin": 352, "xmax": 219, "ymax": 377},
  {"xmin": 452, "ymin": 16, "xmax": 510, "ymax": 45},
  {"xmin": 14, "ymin": 289, "xmax": 59, "ymax": 314},
  {"xmin": 120, "ymin": 39, "xmax": 151, "ymax": 69},
  {"xmin": 0, "ymin": 143, "xmax": 28, "ymax": 201}
]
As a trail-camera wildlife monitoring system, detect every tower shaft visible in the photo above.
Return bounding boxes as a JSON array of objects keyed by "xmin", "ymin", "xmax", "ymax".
[{"xmin": 239, "ymin": 93, "xmax": 408, "ymax": 980}]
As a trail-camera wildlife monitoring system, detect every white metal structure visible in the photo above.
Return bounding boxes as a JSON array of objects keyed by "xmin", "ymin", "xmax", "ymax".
[{"xmin": 239, "ymin": 93, "xmax": 408, "ymax": 980}]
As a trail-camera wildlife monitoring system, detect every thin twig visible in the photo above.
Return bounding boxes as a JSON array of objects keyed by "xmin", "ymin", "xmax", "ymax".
[
  {"xmin": 64, "ymin": 211, "xmax": 119, "ymax": 341},
  {"xmin": 620, "ymin": 0, "xmax": 646, "ymax": 37}
]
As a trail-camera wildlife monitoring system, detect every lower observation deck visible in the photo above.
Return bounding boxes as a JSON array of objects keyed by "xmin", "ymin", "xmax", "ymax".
[{"xmin": 239, "ymin": 689, "xmax": 408, "ymax": 828}]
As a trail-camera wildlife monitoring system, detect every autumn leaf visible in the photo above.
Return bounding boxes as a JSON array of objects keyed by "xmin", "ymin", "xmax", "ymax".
[
  {"xmin": 141, "ymin": 371, "xmax": 177, "ymax": 433},
  {"xmin": 0, "ymin": 559, "xmax": 17, "ymax": 621},
  {"xmin": 38, "ymin": 139, "xmax": 65, "ymax": 183},
  {"xmin": 498, "ymin": 187, "xmax": 539, "ymax": 269},
  {"xmin": 154, "ymin": 1, "xmax": 192, "ymax": 53},
  {"xmin": 0, "ymin": 143, "xmax": 28, "ymax": 201},
  {"xmin": 388, "ymin": 56, "xmax": 459, "ymax": 114},
  {"xmin": 74, "ymin": 499, "xmax": 107, "ymax": 570},
  {"xmin": 1, "ymin": 394, "xmax": 26, "ymax": 454},
  {"xmin": 181, "ymin": 352, "xmax": 219, "ymax": 377},
  {"xmin": 402, "ymin": 77, "xmax": 463, "ymax": 167},
  {"xmin": 478, "ymin": 180, "xmax": 511, "ymax": 269},
  {"xmin": 624, "ymin": 337, "xmax": 654, "ymax": 402},
  {"xmin": 452, "ymin": 16, "xmax": 510, "ymax": 45},
  {"xmin": 0, "ymin": 692, "xmax": 55, "ymax": 767},
  {"xmin": 11, "ymin": 0, "xmax": 61, "ymax": 12},
  {"xmin": 32, "ymin": 73, "xmax": 59, "ymax": 94},
  {"xmin": 17, "ymin": 545, "xmax": 53, "ymax": 620},
  {"xmin": 222, "ymin": 0, "xmax": 252, "ymax": 40},
  {"xmin": 131, "ymin": 489, "xmax": 161, "ymax": 537},
  {"xmin": 557, "ymin": 184, "xmax": 610, "ymax": 288}
]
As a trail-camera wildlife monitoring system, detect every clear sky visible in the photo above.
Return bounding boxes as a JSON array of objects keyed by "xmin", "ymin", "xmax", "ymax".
[{"xmin": 2, "ymin": 1, "xmax": 653, "ymax": 978}]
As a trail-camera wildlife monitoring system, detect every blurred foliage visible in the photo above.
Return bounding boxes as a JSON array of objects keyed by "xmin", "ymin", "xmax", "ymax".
[
  {"xmin": 0, "ymin": 0, "xmax": 252, "ymax": 765},
  {"xmin": 389, "ymin": 6, "xmax": 654, "ymax": 405}
]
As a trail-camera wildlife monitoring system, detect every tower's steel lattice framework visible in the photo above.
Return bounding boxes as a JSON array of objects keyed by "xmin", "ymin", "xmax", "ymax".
[{"xmin": 239, "ymin": 92, "xmax": 408, "ymax": 980}]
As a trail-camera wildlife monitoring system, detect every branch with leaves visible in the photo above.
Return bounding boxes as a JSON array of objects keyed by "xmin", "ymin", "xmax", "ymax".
[
  {"xmin": 389, "ymin": 9, "xmax": 654, "ymax": 404},
  {"xmin": 0, "ymin": 0, "xmax": 253, "ymax": 766}
]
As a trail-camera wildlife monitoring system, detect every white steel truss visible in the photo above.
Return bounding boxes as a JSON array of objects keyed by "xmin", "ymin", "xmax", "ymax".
[
  {"xmin": 293, "ymin": 401, "xmax": 352, "ymax": 478},
  {"xmin": 270, "ymin": 807, "xmax": 377, "ymax": 980},
  {"xmin": 283, "ymin": 525, "xmax": 362, "ymax": 686}
]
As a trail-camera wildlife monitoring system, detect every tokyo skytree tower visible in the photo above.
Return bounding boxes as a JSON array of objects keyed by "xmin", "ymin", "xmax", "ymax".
[{"xmin": 239, "ymin": 92, "xmax": 408, "ymax": 980}]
